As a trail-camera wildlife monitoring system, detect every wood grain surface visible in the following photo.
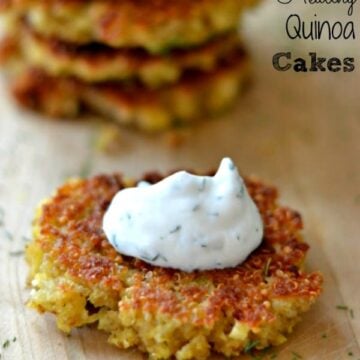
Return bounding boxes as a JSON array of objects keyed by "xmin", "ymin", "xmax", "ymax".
[{"xmin": 0, "ymin": 2, "xmax": 359, "ymax": 359}]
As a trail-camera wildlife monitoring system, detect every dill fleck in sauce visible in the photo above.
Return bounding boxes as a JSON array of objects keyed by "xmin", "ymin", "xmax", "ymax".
[{"xmin": 103, "ymin": 158, "xmax": 263, "ymax": 272}]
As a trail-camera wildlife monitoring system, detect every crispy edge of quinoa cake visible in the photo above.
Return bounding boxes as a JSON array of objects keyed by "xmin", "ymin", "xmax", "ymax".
[
  {"xmin": 26, "ymin": 172, "xmax": 323, "ymax": 359},
  {"xmin": 20, "ymin": 24, "xmax": 241, "ymax": 87},
  {"xmin": 9, "ymin": 48, "xmax": 251, "ymax": 131},
  {"xmin": 4, "ymin": 0, "xmax": 258, "ymax": 53}
]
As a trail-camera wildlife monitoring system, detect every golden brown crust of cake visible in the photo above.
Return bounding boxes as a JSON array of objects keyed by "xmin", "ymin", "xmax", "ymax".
[
  {"xmin": 10, "ymin": 68, "xmax": 81, "ymax": 118},
  {"xmin": 1, "ymin": 0, "xmax": 257, "ymax": 52},
  {"xmin": 19, "ymin": 23, "xmax": 240, "ymax": 86},
  {"xmin": 10, "ymin": 48, "xmax": 250, "ymax": 131},
  {"xmin": 30, "ymin": 172, "xmax": 322, "ymax": 327},
  {"xmin": 26, "ymin": 171, "xmax": 322, "ymax": 358}
]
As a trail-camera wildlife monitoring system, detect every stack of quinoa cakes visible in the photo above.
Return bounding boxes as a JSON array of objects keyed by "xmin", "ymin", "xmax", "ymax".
[{"xmin": 0, "ymin": 0, "xmax": 258, "ymax": 132}]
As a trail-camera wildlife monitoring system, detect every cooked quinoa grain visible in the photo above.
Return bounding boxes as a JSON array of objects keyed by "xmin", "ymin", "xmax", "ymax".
[{"xmin": 26, "ymin": 171, "xmax": 322, "ymax": 359}]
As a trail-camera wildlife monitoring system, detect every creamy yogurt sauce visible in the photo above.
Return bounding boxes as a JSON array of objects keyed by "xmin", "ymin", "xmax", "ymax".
[{"xmin": 103, "ymin": 158, "xmax": 263, "ymax": 272}]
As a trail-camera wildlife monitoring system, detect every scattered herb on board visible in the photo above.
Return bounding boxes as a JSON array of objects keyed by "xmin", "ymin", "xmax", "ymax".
[
  {"xmin": 348, "ymin": 351, "xmax": 353, "ymax": 356},
  {"xmin": 350, "ymin": 309, "xmax": 355, "ymax": 319},
  {"xmin": 336, "ymin": 305, "xmax": 355, "ymax": 318},
  {"xmin": 244, "ymin": 340, "xmax": 259, "ymax": 354},
  {"xmin": 321, "ymin": 333, "xmax": 328, "ymax": 339},
  {"xmin": 1, "ymin": 336, "xmax": 16, "ymax": 354}
]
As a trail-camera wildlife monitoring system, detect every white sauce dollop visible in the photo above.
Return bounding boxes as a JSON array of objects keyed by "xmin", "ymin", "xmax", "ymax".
[{"xmin": 103, "ymin": 158, "xmax": 263, "ymax": 272}]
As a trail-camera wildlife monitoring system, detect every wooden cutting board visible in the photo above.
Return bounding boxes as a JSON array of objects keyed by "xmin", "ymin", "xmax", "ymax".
[{"xmin": 0, "ymin": 2, "xmax": 359, "ymax": 359}]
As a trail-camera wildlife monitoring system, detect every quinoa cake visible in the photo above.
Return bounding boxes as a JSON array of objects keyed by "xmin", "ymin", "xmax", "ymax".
[
  {"xmin": 0, "ymin": 0, "xmax": 261, "ymax": 130},
  {"xmin": 19, "ymin": 26, "xmax": 240, "ymax": 87},
  {"xmin": 10, "ymin": 48, "xmax": 250, "ymax": 132},
  {"xmin": 1, "ymin": 0, "xmax": 257, "ymax": 53},
  {"xmin": 26, "ymin": 171, "xmax": 323, "ymax": 360}
]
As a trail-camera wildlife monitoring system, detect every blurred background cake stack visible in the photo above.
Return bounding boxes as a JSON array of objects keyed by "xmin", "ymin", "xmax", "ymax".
[{"xmin": 0, "ymin": 0, "xmax": 259, "ymax": 132}]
